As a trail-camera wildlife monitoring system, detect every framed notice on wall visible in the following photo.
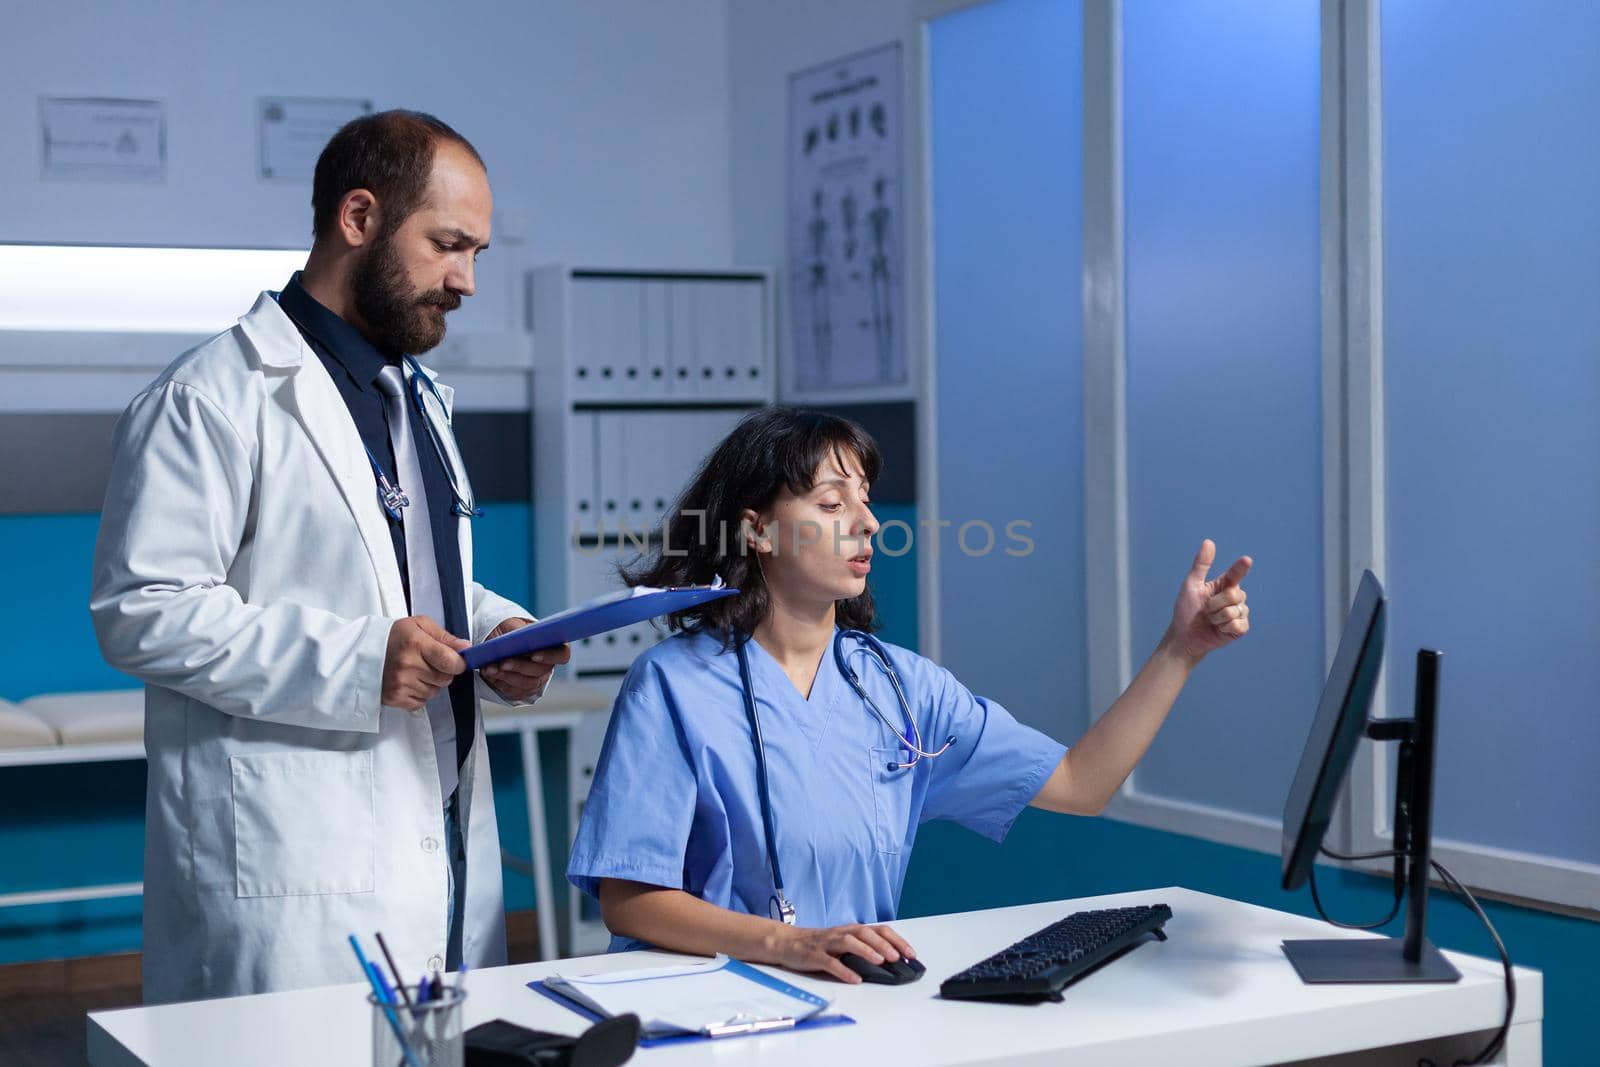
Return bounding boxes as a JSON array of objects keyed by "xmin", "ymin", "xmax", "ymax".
[
  {"xmin": 786, "ymin": 43, "xmax": 909, "ymax": 401},
  {"xmin": 258, "ymin": 97, "xmax": 374, "ymax": 180},
  {"xmin": 40, "ymin": 97, "xmax": 166, "ymax": 182}
]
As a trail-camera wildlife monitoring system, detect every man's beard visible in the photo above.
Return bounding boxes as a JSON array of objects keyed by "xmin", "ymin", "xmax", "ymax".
[{"xmin": 351, "ymin": 233, "xmax": 461, "ymax": 356}]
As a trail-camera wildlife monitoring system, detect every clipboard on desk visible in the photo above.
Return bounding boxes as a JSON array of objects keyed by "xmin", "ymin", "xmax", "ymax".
[
  {"xmin": 462, "ymin": 581, "xmax": 738, "ymax": 670},
  {"xmin": 528, "ymin": 956, "xmax": 855, "ymax": 1048}
]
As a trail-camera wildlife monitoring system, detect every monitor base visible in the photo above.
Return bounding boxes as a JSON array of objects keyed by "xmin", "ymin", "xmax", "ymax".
[{"xmin": 1282, "ymin": 937, "xmax": 1462, "ymax": 984}]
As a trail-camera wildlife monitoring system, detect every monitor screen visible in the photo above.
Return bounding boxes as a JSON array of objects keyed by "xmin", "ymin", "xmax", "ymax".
[{"xmin": 1281, "ymin": 570, "xmax": 1387, "ymax": 890}]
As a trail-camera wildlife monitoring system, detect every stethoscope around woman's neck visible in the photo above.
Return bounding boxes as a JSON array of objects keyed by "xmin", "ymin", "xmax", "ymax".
[{"xmin": 733, "ymin": 627, "xmax": 956, "ymax": 926}]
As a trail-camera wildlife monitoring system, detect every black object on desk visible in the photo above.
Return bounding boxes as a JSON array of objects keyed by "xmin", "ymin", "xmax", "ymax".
[
  {"xmin": 1278, "ymin": 570, "xmax": 1461, "ymax": 984},
  {"xmin": 940, "ymin": 904, "xmax": 1172, "ymax": 1001},
  {"xmin": 839, "ymin": 953, "xmax": 926, "ymax": 985},
  {"xmin": 464, "ymin": 1013, "xmax": 640, "ymax": 1067}
]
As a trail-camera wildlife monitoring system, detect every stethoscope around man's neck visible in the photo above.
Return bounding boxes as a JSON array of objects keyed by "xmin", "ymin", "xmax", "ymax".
[
  {"xmin": 363, "ymin": 355, "xmax": 481, "ymax": 523},
  {"xmin": 275, "ymin": 292, "xmax": 480, "ymax": 522},
  {"xmin": 734, "ymin": 627, "xmax": 956, "ymax": 926}
]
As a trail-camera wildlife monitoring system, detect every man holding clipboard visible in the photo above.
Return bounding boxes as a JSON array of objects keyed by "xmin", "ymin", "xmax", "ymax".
[{"xmin": 92, "ymin": 111, "xmax": 568, "ymax": 1003}]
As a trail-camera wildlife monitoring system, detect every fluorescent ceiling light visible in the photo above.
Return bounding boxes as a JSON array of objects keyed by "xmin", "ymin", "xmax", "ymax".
[{"xmin": 0, "ymin": 245, "xmax": 308, "ymax": 333}]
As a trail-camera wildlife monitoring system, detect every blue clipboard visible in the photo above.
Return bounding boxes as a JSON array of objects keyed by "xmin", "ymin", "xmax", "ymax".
[
  {"xmin": 462, "ymin": 585, "xmax": 738, "ymax": 670},
  {"xmin": 527, "ymin": 961, "xmax": 855, "ymax": 1048}
]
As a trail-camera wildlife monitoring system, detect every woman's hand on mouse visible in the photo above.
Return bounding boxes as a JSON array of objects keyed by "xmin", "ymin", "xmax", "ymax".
[{"xmin": 773, "ymin": 922, "xmax": 916, "ymax": 983}]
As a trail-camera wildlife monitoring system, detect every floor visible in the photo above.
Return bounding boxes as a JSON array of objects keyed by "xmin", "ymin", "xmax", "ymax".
[{"xmin": 1, "ymin": 983, "xmax": 142, "ymax": 1067}]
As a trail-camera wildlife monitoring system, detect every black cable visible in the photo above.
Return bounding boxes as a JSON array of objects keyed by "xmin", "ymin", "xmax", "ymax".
[
  {"xmin": 1414, "ymin": 860, "xmax": 1515, "ymax": 1067},
  {"xmin": 1309, "ymin": 852, "xmax": 1404, "ymax": 930},
  {"xmin": 1313, "ymin": 848, "xmax": 1514, "ymax": 1065},
  {"xmin": 1320, "ymin": 845, "xmax": 1404, "ymax": 862}
]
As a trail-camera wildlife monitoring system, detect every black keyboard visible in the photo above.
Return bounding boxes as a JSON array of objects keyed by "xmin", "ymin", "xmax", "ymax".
[{"xmin": 940, "ymin": 904, "xmax": 1173, "ymax": 1000}]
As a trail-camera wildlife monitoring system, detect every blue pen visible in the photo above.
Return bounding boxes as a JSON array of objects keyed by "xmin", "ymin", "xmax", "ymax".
[
  {"xmin": 367, "ymin": 961, "xmax": 398, "ymax": 1006},
  {"xmin": 371, "ymin": 963, "xmax": 428, "ymax": 1067},
  {"xmin": 416, "ymin": 974, "xmax": 432, "ymax": 1004},
  {"xmin": 349, "ymin": 936, "xmax": 424, "ymax": 1067}
]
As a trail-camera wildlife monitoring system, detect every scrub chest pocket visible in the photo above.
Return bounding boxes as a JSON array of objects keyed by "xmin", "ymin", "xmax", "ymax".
[
  {"xmin": 230, "ymin": 750, "xmax": 376, "ymax": 897},
  {"xmin": 870, "ymin": 746, "xmax": 915, "ymax": 855}
]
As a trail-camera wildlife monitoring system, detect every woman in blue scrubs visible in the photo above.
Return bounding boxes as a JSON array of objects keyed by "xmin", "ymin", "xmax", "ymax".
[{"xmin": 567, "ymin": 409, "xmax": 1252, "ymax": 983}]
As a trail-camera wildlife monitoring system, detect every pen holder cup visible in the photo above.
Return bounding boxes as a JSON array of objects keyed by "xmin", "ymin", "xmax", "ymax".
[{"xmin": 369, "ymin": 984, "xmax": 466, "ymax": 1067}]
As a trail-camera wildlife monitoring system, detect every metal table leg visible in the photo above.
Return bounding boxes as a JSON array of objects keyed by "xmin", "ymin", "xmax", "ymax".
[{"xmin": 518, "ymin": 724, "xmax": 558, "ymax": 961}]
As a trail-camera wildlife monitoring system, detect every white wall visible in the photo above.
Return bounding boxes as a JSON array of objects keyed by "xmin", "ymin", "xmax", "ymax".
[
  {"xmin": 728, "ymin": 0, "xmax": 918, "ymax": 272},
  {"xmin": 727, "ymin": 0, "xmax": 930, "ymax": 650},
  {"xmin": 2, "ymin": 0, "xmax": 734, "ymax": 333}
]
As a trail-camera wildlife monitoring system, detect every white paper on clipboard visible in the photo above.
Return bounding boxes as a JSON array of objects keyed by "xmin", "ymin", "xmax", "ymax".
[{"xmin": 545, "ymin": 956, "xmax": 830, "ymax": 1038}]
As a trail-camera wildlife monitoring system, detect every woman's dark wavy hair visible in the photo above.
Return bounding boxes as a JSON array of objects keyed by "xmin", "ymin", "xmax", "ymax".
[{"xmin": 622, "ymin": 407, "xmax": 883, "ymax": 645}]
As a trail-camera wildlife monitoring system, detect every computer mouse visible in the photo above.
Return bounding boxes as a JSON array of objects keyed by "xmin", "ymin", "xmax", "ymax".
[{"xmin": 839, "ymin": 952, "xmax": 927, "ymax": 985}]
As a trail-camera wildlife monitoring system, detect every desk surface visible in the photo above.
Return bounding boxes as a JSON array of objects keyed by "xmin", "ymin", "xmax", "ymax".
[{"xmin": 87, "ymin": 887, "xmax": 1541, "ymax": 1067}]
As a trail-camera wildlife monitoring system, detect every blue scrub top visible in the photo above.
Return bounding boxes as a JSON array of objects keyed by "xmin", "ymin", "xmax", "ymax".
[{"xmin": 567, "ymin": 628, "xmax": 1066, "ymax": 950}]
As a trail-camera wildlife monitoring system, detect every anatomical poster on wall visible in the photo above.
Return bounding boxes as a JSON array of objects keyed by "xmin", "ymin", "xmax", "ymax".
[{"xmin": 787, "ymin": 43, "xmax": 908, "ymax": 397}]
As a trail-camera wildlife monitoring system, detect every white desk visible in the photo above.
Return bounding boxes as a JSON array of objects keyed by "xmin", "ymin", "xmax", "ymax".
[{"xmin": 86, "ymin": 887, "xmax": 1541, "ymax": 1066}]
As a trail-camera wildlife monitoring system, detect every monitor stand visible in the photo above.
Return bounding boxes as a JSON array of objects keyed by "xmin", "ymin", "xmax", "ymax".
[
  {"xmin": 1282, "ymin": 649, "xmax": 1462, "ymax": 984},
  {"xmin": 1283, "ymin": 934, "xmax": 1459, "ymax": 984}
]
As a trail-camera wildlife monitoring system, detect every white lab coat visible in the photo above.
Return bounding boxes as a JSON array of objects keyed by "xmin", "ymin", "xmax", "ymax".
[{"xmin": 91, "ymin": 291, "xmax": 533, "ymax": 1004}]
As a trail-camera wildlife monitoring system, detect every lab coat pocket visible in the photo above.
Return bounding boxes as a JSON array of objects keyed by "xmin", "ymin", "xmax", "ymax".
[
  {"xmin": 870, "ymin": 746, "xmax": 914, "ymax": 855},
  {"xmin": 230, "ymin": 750, "xmax": 376, "ymax": 897}
]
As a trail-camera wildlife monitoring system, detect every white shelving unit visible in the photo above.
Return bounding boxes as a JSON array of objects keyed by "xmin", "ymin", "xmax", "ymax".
[{"xmin": 528, "ymin": 265, "xmax": 775, "ymax": 955}]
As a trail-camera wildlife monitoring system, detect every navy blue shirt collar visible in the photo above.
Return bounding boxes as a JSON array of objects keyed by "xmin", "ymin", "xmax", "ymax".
[{"xmin": 277, "ymin": 272, "xmax": 398, "ymax": 388}]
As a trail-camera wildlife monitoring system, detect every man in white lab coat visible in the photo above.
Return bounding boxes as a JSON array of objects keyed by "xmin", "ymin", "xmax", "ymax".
[{"xmin": 91, "ymin": 110, "xmax": 566, "ymax": 1003}]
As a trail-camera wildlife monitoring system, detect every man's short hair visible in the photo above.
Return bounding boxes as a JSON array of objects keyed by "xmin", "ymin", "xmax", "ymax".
[{"xmin": 311, "ymin": 110, "xmax": 485, "ymax": 239}]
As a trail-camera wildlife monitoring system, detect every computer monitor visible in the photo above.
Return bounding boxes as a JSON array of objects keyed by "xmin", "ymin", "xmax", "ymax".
[
  {"xmin": 1280, "ymin": 570, "xmax": 1386, "ymax": 892},
  {"xmin": 1278, "ymin": 569, "xmax": 1460, "ymax": 984}
]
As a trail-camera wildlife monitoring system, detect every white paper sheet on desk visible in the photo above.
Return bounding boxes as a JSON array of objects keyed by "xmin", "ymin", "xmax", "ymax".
[{"xmin": 546, "ymin": 956, "xmax": 830, "ymax": 1037}]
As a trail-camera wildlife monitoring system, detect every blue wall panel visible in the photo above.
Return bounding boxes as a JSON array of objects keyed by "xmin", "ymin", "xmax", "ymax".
[
  {"xmin": 929, "ymin": 0, "xmax": 1087, "ymax": 740},
  {"xmin": 1123, "ymin": 0, "xmax": 1325, "ymax": 821},
  {"xmin": 0, "ymin": 761, "xmax": 144, "ymax": 964},
  {"xmin": 0, "ymin": 513, "xmax": 132, "ymax": 699},
  {"xmin": 868, "ymin": 501, "xmax": 919, "ymax": 652},
  {"xmin": 1383, "ymin": 0, "xmax": 1600, "ymax": 866}
]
